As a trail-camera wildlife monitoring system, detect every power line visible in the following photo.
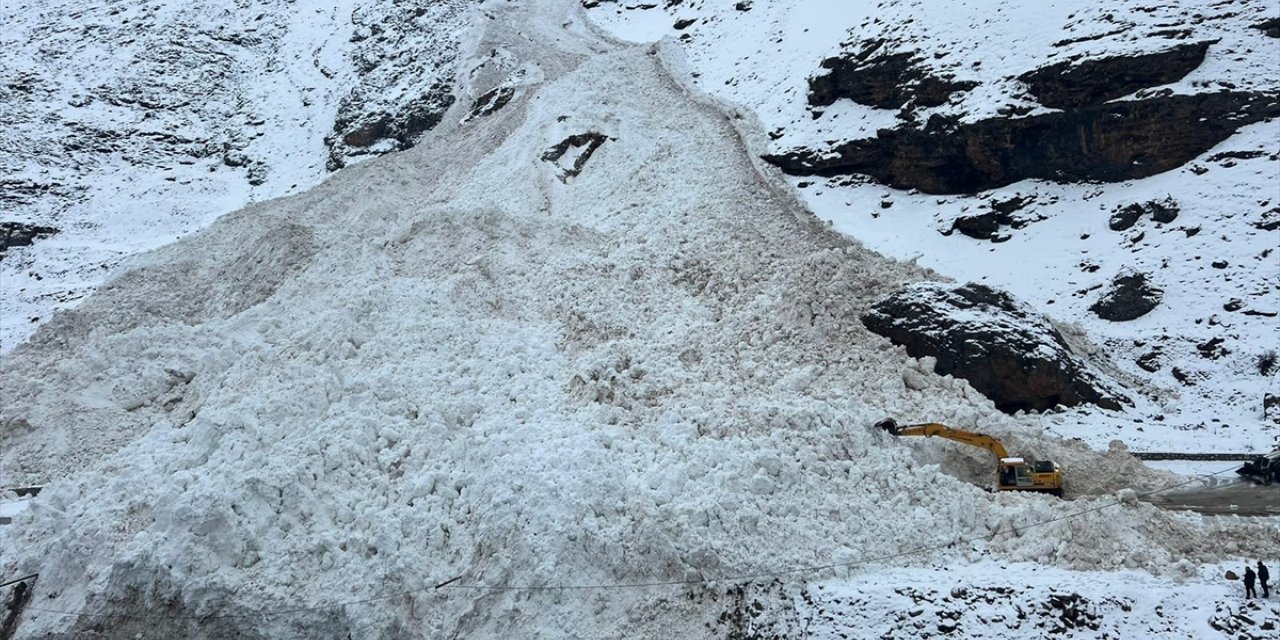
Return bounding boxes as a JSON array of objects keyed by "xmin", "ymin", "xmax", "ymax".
[{"xmin": 7, "ymin": 464, "xmax": 1252, "ymax": 621}]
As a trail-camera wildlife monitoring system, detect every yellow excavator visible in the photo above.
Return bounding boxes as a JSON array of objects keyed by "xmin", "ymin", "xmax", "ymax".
[{"xmin": 877, "ymin": 419, "xmax": 1065, "ymax": 497}]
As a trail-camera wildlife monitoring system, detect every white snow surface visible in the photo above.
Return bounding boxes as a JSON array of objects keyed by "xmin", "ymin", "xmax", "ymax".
[
  {"xmin": 587, "ymin": 0, "xmax": 1280, "ymax": 454},
  {"xmin": 0, "ymin": 499, "xmax": 31, "ymax": 520},
  {"xmin": 1, "ymin": 0, "xmax": 1277, "ymax": 638},
  {"xmin": 735, "ymin": 561, "xmax": 1280, "ymax": 639}
]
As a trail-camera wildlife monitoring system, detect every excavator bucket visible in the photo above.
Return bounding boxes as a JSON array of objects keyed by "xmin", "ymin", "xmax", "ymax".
[{"xmin": 875, "ymin": 418, "xmax": 900, "ymax": 434}]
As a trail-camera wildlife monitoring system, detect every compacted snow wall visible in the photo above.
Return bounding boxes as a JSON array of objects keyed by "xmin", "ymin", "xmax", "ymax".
[{"xmin": 2, "ymin": 1, "xmax": 1275, "ymax": 638}]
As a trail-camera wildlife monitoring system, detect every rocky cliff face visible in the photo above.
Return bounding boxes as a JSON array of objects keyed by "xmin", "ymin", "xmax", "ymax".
[
  {"xmin": 765, "ymin": 91, "xmax": 1279, "ymax": 194},
  {"xmin": 1018, "ymin": 42, "xmax": 1211, "ymax": 109},
  {"xmin": 767, "ymin": 33, "xmax": 1278, "ymax": 194},
  {"xmin": 324, "ymin": 0, "xmax": 472, "ymax": 170}
]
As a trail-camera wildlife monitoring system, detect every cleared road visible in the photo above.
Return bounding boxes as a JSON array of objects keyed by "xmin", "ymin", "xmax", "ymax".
[{"xmin": 1146, "ymin": 476, "xmax": 1279, "ymax": 516}]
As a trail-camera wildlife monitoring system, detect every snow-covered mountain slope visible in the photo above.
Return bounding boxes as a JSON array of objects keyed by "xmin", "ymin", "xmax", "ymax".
[
  {"xmin": 3, "ymin": 0, "xmax": 1275, "ymax": 637},
  {"xmin": 586, "ymin": 0, "xmax": 1280, "ymax": 454},
  {"xmin": 0, "ymin": 0, "xmax": 472, "ymax": 351}
]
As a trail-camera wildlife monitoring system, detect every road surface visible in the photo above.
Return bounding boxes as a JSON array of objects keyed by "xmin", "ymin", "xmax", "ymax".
[{"xmin": 1146, "ymin": 475, "xmax": 1279, "ymax": 516}]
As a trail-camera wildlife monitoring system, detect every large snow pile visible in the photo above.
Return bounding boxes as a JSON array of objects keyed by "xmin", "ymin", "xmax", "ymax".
[
  {"xmin": 2, "ymin": 1, "xmax": 1276, "ymax": 638},
  {"xmin": 587, "ymin": 0, "xmax": 1280, "ymax": 453}
]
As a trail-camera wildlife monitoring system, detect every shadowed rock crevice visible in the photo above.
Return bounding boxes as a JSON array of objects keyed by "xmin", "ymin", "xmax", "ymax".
[
  {"xmin": 764, "ymin": 91, "xmax": 1279, "ymax": 194},
  {"xmin": 862, "ymin": 283, "xmax": 1128, "ymax": 413},
  {"xmin": 1019, "ymin": 42, "xmax": 1212, "ymax": 109}
]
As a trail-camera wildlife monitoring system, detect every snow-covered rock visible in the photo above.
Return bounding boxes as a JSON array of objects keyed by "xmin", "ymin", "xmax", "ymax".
[{"xmin": 863, "ymin": 282, "xmax": 1127, "ymax": 413}]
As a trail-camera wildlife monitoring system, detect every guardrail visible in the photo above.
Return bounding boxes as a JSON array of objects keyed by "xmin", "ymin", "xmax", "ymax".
[{"xmin": 1131, "ymin": 453, "xmax": 1255, "ymax": 461}]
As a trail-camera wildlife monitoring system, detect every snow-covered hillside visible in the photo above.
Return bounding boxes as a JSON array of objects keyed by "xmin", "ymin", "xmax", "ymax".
[
  {"xmin": 1, "ymin": 0, "xmax": 1277, "ymax": 638},
  {"xmin": 587, "ymin": 0, "xmax": 1280, "ymax": 454},
  {"xmin": 0, "ymin": 0, "xmax": 472, "ymax": 351}
]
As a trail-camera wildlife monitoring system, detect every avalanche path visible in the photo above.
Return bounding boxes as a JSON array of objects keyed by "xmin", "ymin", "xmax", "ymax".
[{"xmin": 1, "ymin": 0, "xmax": 1275, "ymax": 637}]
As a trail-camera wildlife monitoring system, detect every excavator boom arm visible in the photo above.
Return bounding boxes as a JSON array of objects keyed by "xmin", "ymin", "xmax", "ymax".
[{"xmin": 879, "ymin": 421, "xmax": 1011, "ymax": 459}]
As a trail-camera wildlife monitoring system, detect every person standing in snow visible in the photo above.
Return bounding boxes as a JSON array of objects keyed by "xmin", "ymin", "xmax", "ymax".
[
  {"xmin": 1243, "ymin": 566, "xmax": 1257, "ymax": 599},
  {"xmin": 1259, "ymin": 561, "xmax": 1270, "ymax": 598}
]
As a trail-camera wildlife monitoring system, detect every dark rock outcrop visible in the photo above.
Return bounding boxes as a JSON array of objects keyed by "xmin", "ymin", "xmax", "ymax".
[
  {"xmin": 470, "ymin": 86, "xmax": 515, "ymax": 118},
  {"xmin": 951, "ymin": 211, "xmax": 1001, "ymax": 240},
  {"xmin": 1257, "ymin": 206, "xmax": 1280, "ymax": 231},
  {"xmin": 325, "ymin": 0, "xmax": 471, "ymax": 170},
  {"xmin": 1253, "ymin": 18, "xmax": 1280, "ymax": 38},
  {"xmin": 328, "ymin": 83, "xmax": 456, "ymax": 170},
  {"xmin": 0, "ymin": 222, "xmax": 59, "ymax": 259},
  {"xmin": 1136, "ymin": 348, "xmax": 1163, "ymax": 372},
  {"xmin": 1109, "ymin": 197, "xmax": 1179, "ymax": 231},
  {"xmin": 1108, "ymin": 205, "xmax": 1143, "ymax": 232},
  {"xmin": 1019, "ymin": 42, "xmax": 1212, "ymax": 109},
  {"xmin": 764, "ymin": 91, "xmax": 1280, "ymax": 194},
  {"xmin": 950, "ymin": 195, "xmax": 1039, "ymax": 240},
  {"xmin": 809, "ymin": 43, "xmax": 976, "ymax": 110},
  {"xmin": 542, "ymin": 132, "xmax": 607, "ymax": 180},
  {"xmin": 1147, "ymin": 199, "xmax": 1180, "ymax": 223},
  {"xmin": 1089, "ymin": 272, "xmax": 1162, "ymax": 321},
  {"xmin": 862, "ymin": 282, "xmax": 1127, "ymax": 413}
]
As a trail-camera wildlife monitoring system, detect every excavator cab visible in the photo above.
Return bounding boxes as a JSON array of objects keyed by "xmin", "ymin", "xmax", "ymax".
[{"xmin": 997, "ymin": 457, "xmax": 1063, "ymax": 496}]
